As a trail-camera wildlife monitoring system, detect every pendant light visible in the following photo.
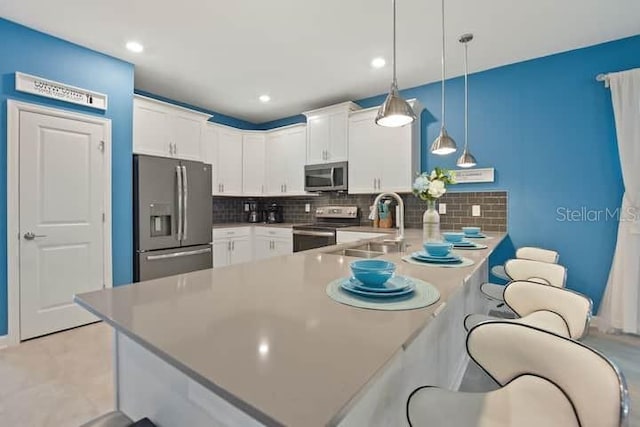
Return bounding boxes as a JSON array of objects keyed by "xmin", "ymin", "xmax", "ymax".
[
  {"xmin": 430, "ymin": 0, "xmax": 457, "ymax": 155},
  {"xmin": 456, "ymin": 33, "xmax": 477, "ymax": 168},
  {"xmin": 375, "ymin": 0, "xmax": 416, "ymax": 128}
]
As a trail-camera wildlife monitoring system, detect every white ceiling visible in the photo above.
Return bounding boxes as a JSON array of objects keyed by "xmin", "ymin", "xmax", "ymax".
[{"xmin": 1, "ymin": 0, "xmax": 639, "ymax": 123}]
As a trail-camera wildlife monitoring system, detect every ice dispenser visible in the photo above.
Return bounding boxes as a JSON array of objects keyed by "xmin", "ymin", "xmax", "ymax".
[{"xmin": 149, "ymin": 203, "xmax": 172, "ymax": 237}]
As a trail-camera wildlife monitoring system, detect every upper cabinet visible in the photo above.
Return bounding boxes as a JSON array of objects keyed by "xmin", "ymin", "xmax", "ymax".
[
  {"xmin": 202, "ymin": 124, "xmax": 243, "ymax": 196},
  {"xmin": 303, "ymin": 102, "xmax": 361, "ymax": 165},
  {"xmin": 348, "ymin": 100, "xmax": 423, "ymax": 194},
  {"xmin": 133, "ymin": 95, "xmax": 211, "ymax": 161},
  {"xmin": 242, "ymin": 133, "xmax": 266, "ymax": 196},
  {"xmin": 265, "ymin": 125, "xmax": 307, "ymax": 196}
]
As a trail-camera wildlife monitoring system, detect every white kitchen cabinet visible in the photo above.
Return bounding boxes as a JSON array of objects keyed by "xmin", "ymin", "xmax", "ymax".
[
  {"xmin": 133, "ymin": 96, "xmax": 211, "ymax": 161},
  {"xmin": 303, "ymin": 102, "xmax": 360, "ymax": 164},
  {"xmin": 202, "ymin": 124, "xmax": 243, "ymax": 196},
  {"xmin": 254, "ymin": 227, "xmax": 293, "ymax": 260},
  {"xmin": 265, "ymin": 125, "xmax": 307, "ymax": 195},
  {"xmin": 348, "ymin": 100, "xmax": 423, "ymax": 194},
  {"xmin": 242, "ymin": 133, "xmax": 266, "ymax": 196},
  {"xmin": 212, "ymin": 227, "xmax": 252, "ymax": 267}
]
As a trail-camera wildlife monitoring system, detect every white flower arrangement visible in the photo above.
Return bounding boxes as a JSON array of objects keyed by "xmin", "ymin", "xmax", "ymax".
[{"xmin": 412, "ymin": 167, "xmax": 456, "ymax": 201}]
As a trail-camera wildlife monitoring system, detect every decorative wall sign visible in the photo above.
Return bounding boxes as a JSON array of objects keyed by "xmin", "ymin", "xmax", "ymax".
[
  {"xmin": 15, "ymin": 72, "xmax": 108, "ymax": 110},
  {"xmin": 454, "ymin": 168, "xmax": 495, "ymax": 183}
]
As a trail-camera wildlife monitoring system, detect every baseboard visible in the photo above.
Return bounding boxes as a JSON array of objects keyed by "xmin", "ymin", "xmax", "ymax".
[
  {"xmin": 589, "ymin": 315, "xmax": 600, "ymax": 329},
  {"xmin": 0, "ymin": 335, "xmax": 8, "ymax": 350}
]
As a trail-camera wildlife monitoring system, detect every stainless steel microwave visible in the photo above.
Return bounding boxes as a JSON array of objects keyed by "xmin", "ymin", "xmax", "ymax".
[{"xmin": 304, "ymin": 161, "xmax": 348, "ymax": 192}]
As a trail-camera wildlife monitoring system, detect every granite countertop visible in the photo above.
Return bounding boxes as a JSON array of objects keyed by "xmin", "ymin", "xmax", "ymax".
[{"xmin": 76, "ymin": 230, "xmax": 505, "ymax": 427}]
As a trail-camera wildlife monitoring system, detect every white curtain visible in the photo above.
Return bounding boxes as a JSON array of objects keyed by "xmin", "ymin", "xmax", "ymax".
[{"xmin": 599, "ymin": 68, "xmax": 640, "ymax": 334}]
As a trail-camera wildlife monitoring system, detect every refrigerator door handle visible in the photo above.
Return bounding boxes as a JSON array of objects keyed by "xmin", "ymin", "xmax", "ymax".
[
  {"xmin": 182, "ymin": 165, "xmax": 188, "ymax": 241},
  {"xmin": 176, "ymin": 165, "xmax": 183, "ymax": 241},
  {"xmin": 146, "ymin": 247, "xmax": 212, "ymax": 261}
]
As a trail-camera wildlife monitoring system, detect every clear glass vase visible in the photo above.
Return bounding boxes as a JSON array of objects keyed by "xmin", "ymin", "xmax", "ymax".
[{"xmin": 423, "ymin": 200, "xmax": 441, "ymax": 242}]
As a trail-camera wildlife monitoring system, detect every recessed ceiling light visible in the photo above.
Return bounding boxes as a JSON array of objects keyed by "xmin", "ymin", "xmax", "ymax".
[
  {"xmin": 126, "ymin": 41, "xmax": 144, "ymax": 53},
  {"xmin": 259, "ymin": 94, "xmax": 271, "ymax": 103},
  {"xmin": 371, "ymin": 57, "xmax": 386, "ymax": 69}
]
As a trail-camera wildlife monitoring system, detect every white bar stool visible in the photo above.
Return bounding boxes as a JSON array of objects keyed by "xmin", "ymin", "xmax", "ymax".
[
  {"xmin": 481, "ymin": 257, "xmax": 566, "ymax": 302},
  {"xmin": 465, "ymin": 280, "xmax": 592, "ymax": 339},
  {"xmin": 407, "ymin": 322, "xmax": 629, "ymax": 427},
  {"xmin": 487, "ymin": 247, "xmax": 560, "ymax": 295}
]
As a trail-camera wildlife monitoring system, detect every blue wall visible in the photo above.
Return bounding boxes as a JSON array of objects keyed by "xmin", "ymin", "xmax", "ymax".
[
  {"xmin": 258, "ymin": 35, "xmax": 640, "ymax": 310},
  {"xmin": 0, "ymin": 18, "xmax": 135, "ymax": 335},
  {"xmin": 134, "ymin": 89, "xmax": 258, "ymax": 130}
]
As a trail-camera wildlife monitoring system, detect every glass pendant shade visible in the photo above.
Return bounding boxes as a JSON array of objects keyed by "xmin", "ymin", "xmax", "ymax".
[
  {"xmin": 375, "ymin": 82, "xmax": 416, "ymax": 127},
  {"xmin": 430, "ymin": 127, "xmax": 457, "ymax": 155},
  {"xmin": 456, "ymin": 148, "xmax": 477, "ymax": 168}
]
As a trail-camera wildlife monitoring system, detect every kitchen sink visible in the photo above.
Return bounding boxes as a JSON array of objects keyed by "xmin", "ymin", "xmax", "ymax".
[
  {"xmin": 328, "ymin": 248, "xmax": 385, "ymax": 258},
  {"xmin": 351, "ymin": 241, "xmax": 410, "ymax": 254},
  {"xmin": 327, "ymin": 240, "xmax": 410, "ymax": 258}
]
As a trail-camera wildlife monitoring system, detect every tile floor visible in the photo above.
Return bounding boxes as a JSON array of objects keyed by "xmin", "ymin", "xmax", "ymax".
[
  {"xmin": 0, "ymin": 322, "xmax": 113, "ymax": 427},
  {"xmin": 0, "ymin": 322, "xmax": 637, "ymax": 426}
]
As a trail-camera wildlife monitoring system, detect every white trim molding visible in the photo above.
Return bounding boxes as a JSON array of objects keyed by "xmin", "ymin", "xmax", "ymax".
[{"xmin": 6, "ymin": 99, "xmax": 113, "ymax": 346}]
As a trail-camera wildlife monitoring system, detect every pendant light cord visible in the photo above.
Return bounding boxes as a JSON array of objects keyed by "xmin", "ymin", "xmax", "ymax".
[
  {"xmin": 392, "ymin": 0, "xmax": 397, "ymax": 87},
  {"xmin": 440, "ymin": 0, "xmax": 446, "ymax": 126},
  {"xmin": 464, "ymin": 40, "xmax": 468, "ymax": 150}
]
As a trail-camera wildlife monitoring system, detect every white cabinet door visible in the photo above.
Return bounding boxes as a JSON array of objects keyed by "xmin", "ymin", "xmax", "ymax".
[
  {"xmin": 242, "ymin": 133, "xmax": 266, "ymax": 196},
  {"xmin": 283, "ymin": 126, "xmax": 307, "ymax": 195},
  {"xmin": 348, "ymin": 112, "xmax": 379, "ymax": 194},
  {"xmin": 253, "ymin": 236, "xmax": 272, "ymax": 261},
  {"xmin": 328, "ymin": 112, "xmax": 349, "ymax": 162},
  {"xmin": 201, "ymin": 124, "xmax": 218, "ymax": 194},
  {"xmin": 380, "ymin": 124, "xmax": 414, "ymax": 193},
  {"xmin": 348, "ymin": 105, "xmax": 421, "ymax": 194},
  {"xmin": 212, "ymin": 240, "xmax": 230, "ymax": 268},
  {"xmin": 171, "ymin": 113, "xmax": 203, "ymax": 161},
  {"xmin": 306, "ymin": 115, "xmax": 329, "ymax": 164},
  {"xmin": 230, "ymin": 238, "xmax": 252, "ymax": 265},
  {"xmin": 265, "ymin": 131, "xmax": 286, "ymax": 195},
  {"xmin": 273, "ymin": 238, "xmax": 293, "ymax": 256},
  {"xmin": 134, "ymin": 100, "xmax": 171, "ymax": 157},
  {"xmin": 217, "ymin": 128, "xmax": 243, "ymax": 195}
]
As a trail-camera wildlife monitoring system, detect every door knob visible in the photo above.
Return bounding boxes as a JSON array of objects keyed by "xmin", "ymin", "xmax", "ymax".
[{"xmin": 24, "ymin": 232, "xmax": 47, "ymax": 240}]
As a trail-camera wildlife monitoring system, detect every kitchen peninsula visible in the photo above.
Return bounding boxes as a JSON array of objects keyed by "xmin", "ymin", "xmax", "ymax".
[{"xmin": 76, "ymin": 230, "xmax": 505, "ymax": 426}]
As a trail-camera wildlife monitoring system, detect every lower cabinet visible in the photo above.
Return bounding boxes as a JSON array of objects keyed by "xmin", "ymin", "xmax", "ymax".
[
  {"xmin": 254, "ymin": 227, "xmax": 293, "ymax": 260},
  {"xmin": 212, "ymin": 227, "xmax": 253, "ymax": 268},
  {"xmin": 212, "ymin": 226, "xmax": 293, "ymax": 267}
]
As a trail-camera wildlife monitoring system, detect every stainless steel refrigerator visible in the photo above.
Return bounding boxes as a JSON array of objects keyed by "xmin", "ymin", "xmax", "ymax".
[{"xmin": 134, "ymin": 155, "xmax": 212, "ymax": 282}]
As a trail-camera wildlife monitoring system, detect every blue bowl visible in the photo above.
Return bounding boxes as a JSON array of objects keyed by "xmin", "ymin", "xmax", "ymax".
[
  {"xmin": 442, "ymin": 232, "xmax": 466, "ymax": 243},
  {"xmin": 462, "ymin": 226, "xmax": 481, "ymax": 236},
  {"xmin": 350, "ymin": 260, "xmax": 396, "ymax": 287},
  {"xmin": 424, "ymin": 242, "xmax": 453, "ymax": 257}
]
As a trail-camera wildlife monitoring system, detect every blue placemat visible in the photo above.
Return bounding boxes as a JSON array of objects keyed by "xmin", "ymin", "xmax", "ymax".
[{"xmin": 326, "ymin": 277, "xmax": 440, "ymax": 311}]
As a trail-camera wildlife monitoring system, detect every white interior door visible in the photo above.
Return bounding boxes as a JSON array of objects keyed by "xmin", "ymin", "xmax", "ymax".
[{"xmin": 19, "ymin": 111, "xmax": 105, "ymax": 340}]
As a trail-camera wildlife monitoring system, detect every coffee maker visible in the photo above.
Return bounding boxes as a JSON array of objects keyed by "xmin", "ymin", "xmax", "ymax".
[
  {"xmin": 247, "ymin": 201, "xmax": 262, "ymax": 223},
  {"xmin": 265, "ymin": 203, "xmax": 284, "ymax": 224}
]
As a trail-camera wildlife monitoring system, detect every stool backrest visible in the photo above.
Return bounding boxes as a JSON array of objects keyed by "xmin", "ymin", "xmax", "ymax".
[
  {"xmin": 467, "ymin": 322, "xmax": 628, "ymax": 427},
  {"xmin": 516, "ymin": 247, "xmax": 559, "ymax": 264},
  {"xmin": 504, "ymin": 259, "xmax": 566, "ymax": 288},
  {"xmin": 503, "ymin": 280, "xmax": 592, "ymax": 339}
]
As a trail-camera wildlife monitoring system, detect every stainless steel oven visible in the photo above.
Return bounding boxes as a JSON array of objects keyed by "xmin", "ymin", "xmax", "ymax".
[
  {"xmin": 292, "ymin": 206, "xmax": 359, "ymax": 252},
  {"xmin": 304, "ymin": 161, "xmax": 348, "ymax": 192},
  {"xmin": 293, "ymin": 228, "xmax": 336, "ymax": 252}
]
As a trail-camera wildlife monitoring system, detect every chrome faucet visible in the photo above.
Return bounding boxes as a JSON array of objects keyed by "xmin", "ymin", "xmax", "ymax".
[{"xmin": 372, "ymin": 192, "xmax": 405, "ymax": 242}]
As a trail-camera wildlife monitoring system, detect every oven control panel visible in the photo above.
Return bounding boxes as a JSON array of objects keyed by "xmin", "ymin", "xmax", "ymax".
[{"xmin": 315, "ymin": 206, "xmax": 358, "ymax": 219}]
